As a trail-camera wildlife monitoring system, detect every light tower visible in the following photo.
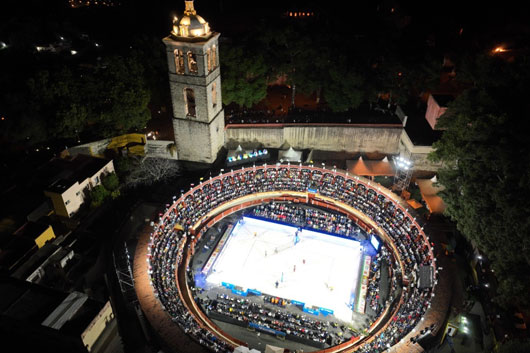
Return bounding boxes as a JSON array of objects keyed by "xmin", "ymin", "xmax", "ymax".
[
  {"xmin": 393, "ymin": 155, "xmax": 413, "ymax": 192},
  {"xmin": 163, "ymin": 0, "xmax": 225, "ymax": 163}
]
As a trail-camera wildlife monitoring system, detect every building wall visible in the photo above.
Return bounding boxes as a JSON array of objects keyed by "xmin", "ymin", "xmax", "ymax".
[
  {"xmin": 165, "ymin": 34, "xmax": 221, "ymax": 123},
  {"xmin": 164, "ymin": 33, "xmax": 225, "ymax": 163},
  {"xmin": 425, "ymin": 94, "xmax": 447, "ymax": 130},
  {"xmin": 173, "ymin": 114, "xmax": 224, "ymax": 163},
  {"xmin": 44, "ymin": 191, "xmax": 69, "ymax": 218},
  {"xmin": 62, "ymin": 182, "xmax": 84, "ymax": 217},
  {"xmin": 81, "ymin": 301, "xmax": 114, "ymax": 352},
  {"xmin": 209, "ymin": 110, "xmax": 225, "ymax": 161},
  {"xmin": 399, "ymin": 130, "xmax": 443, "ymax": 172},
  {"xmin": 44, "ymin": 182, "xmax": 83, "ymax": 218},
  {"xmin": 34, "ymin": 225, "xmax": 55, "ymax": 249},
  {"xmin": 88, "ymin": 161, "xmax": 115, "ymax": 188},
  {"xmin": 45, "ymin": 160, "xmax": 115, "ymax": 218},
  {"xmin": 225, "ymin": 124, "xmax": 403, "ymax": 154}
]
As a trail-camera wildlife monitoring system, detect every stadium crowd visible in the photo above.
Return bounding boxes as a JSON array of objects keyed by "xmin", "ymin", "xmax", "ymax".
[
  {"xmin": 365, "ymin": 246, "xmax": 394, "ymax": 317},
  {"xmin": 200, "ymin": 292, "xmax": 347, "ymax": 346},
  {"xmin": 250, "ymin": 202, "xmax": 364, "ymax": 239},
  {"xmin": 146, "ymin": 165, "xmax": 435, "ymax": 353}
]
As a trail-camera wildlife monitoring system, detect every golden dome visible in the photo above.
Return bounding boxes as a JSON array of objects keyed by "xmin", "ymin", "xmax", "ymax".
[{"xmin": 172, "ymin": 1, "xmax": 211, "ymax": 39}]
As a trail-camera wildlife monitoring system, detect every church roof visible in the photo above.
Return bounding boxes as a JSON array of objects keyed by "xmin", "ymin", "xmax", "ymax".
[{"xmin": 171, "ymin": 1, "xmax": 212, "ymax": 41}]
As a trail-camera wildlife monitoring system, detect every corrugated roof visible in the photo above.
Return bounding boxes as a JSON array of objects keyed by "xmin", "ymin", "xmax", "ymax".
[{"xmin": 41, "ymin": 291, "xmax": 88, "ymax": 330}]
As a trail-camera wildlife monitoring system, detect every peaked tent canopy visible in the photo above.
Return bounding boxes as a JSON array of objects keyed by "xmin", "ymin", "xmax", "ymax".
[
  {"xmin": 346, "ymin": 156, "xmax": 394, "ymax": 176},
  {"xmin": 416, "ymin": 178, "xmax": 446, "ymax": 214},
  {"xmin": 279, "ymin": 147, "xmax": 302, "ymax": 162}
]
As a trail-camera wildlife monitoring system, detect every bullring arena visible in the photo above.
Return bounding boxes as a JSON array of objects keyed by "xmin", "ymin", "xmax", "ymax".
[{"xmin": 133, "ymin": 164, "xmax": 450, "ymax": 353}]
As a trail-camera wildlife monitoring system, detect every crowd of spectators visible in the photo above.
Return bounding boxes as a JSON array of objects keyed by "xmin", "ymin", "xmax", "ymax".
[
  {"xmin": 201, "ymin": 292, "xmax": 346, "ymax": 346},
  {"xmin": 147, "ymin": 214, "xmax": 233, "ymax": 352},
  {"xmin": 250, "ymin": 202, "xmax": 364, "ymax": 239},
  {"xmin": 365, "ymin": 246, "xmax": 394, "ymax": 317},
  {"xmin": 146, "ymin": 165, "xmax": 436, "ymax": 353}
]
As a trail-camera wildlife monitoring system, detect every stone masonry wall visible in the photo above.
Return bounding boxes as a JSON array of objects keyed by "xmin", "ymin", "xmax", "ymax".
[{"xmin": 225, "ymin": 125, "xmax": 403, "ymax": 154}]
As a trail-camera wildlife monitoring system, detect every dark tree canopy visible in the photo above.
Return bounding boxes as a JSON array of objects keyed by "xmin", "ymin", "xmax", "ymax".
[
  {"xmin": 1, "ymin": 55, "xmax": 150, "ymax": 144},
  {"xmin": 322, "ymin": 56, "xmax": 365, "ymax": 112},
  {"xmin": 220, "ymin": 44, "xmax": 267, "ymax": 108},
  {"xmin": 430, "ymin": 53, "xmax": 530, "ymax": 308},
  {"xmin": 215, "ymin": 10, "xmax": 442, "ymax": 112}
]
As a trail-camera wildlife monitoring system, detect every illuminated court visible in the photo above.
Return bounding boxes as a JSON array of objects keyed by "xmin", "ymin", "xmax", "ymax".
[{"xmin": 205, "ymin": 216, "xmax": 364, "ymax": 323}]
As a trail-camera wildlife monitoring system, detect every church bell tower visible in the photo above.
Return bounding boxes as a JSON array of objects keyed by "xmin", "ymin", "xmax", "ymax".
[{"xmin": 163, "ymin": 0, "xmax": 224, "ymax": 163}]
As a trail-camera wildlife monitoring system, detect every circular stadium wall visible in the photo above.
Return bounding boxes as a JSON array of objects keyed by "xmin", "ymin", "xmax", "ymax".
[{"xmin": 134, "ymin": 164, "xmax": 437, "ymax": 353}]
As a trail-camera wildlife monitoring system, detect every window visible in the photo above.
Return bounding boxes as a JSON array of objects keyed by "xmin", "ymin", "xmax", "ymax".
[
  {"xmin": 185, "ymin": 88, "xmax": 196, "ymax": 117},
  {"xmin": 206, "ymin": 48, "xmax": 212, "ymax": 73},
  {"xmin": 187, "ymin": 51, "xmax": 198, "ymax": 74},
  {"xmin": 180, "ymin": 25, "xmax": 189, "ymax": 37},
  {"xmin": 65, "ymin": 200, "xmax": 71, "ymax": 205},
  {"xmin": 76, "ymin": 191, "xmax": 81, "ymax": 196},
  {"xmin": 212, "ymin": 82, "xmax": 217, "ymax": 108},
  {"xmin": 174, "ymin": 49, "xmax": 185, "ymax": 74},
  {"xmin": 95, "ymin": 176, "xmax": 100, "ymax": 184},
  {"xmin": 211, "ymin": 45, "xmax": 217, "ymax": 69}
]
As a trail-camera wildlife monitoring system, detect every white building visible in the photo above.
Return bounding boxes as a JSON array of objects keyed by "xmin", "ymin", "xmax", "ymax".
[{"xmin": 44, "ymin": 154, "xmax": 115, "ymax": 218}]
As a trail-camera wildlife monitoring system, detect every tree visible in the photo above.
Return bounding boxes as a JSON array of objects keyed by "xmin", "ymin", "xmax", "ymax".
[
  {"xmin": 89, "ymin": 185, "xmax": 110, "ymax": 208},
  {"xmin": 102, "ymin": 172, "xmax": 120, "ymax": 192},
  {"xmin": 2, "ymin": 55, "xmax": 151, "ymax": 145},
  {"xmin": 429, "ymin": 53, "xmax": 530, "ymax": 308},
  {"xmin": 220, "ymin": 44, "xmax": 267, "ymax": 108},
  {"xmin": 258, "ymin": 21, "xmax": 317, "ymax": 108},
  {"xmin": 322, "ymin": 57, "xmax": 364, "ymax": 112},
  {"xmin": 124, "ymin": 157, "xmax": 181, "ymax": 188},
  {"xmin": 88, "ymin": 55, "xmax": 151, "ymax": 137}
]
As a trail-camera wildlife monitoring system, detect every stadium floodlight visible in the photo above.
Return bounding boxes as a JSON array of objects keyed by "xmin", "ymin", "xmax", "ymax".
[{"xmin": 393, "ymin": 155, "xmax": 414, "ymax": 191}]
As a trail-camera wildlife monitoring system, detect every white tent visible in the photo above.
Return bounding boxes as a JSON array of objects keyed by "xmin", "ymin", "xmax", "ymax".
[
  {"xmin": 279, "ymin": 147, "xmax": 302, "ymax": 162},
  {"xmin": 234, "ymin": 347, "xmax": 262, "ymax": 353},
  {"xmin": 264, "ymin": 345, "xmax": 284, "ymax": 353},
  {"xmin": 228, "ymin": 145, "xmax": 245, "ymax": 158}
]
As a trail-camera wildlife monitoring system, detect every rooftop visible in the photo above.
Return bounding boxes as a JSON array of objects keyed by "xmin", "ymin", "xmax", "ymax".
[
  {"xmin": 0, "ymin": 235, "xmax": 37, "ymax": 272},
  {"xmin": 14, "ymin": 221, "xmax": 51, "ymax": 241},
  {"xmin": 43, "ymin": 154, "xmax": 111, "ymax": 194},
  {"xmin": 170, "ymin": 0, "xmax": 213, "ymax": 41},
  {"xmin": 0, "ymin": 277, "xmax": 67, "ymax": 323},
  {"xmin": 431, "ymin": 94, "xmax": 455, "ymax": 107}
]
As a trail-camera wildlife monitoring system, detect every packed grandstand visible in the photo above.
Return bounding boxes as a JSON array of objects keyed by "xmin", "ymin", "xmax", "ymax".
[{"xmin": 142, "ymin": 164, "xmax": 437, "ymax": 353}]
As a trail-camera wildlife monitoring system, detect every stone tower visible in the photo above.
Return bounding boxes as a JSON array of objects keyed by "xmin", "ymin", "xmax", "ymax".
[{"xmin": 163, "ymin": 0, "xmax": 224, "ymax": 163}]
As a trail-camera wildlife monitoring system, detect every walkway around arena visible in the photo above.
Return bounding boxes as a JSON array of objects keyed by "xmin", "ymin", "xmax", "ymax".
[{"xmin": 134, "ymin": 224, "xmax": 209, "ymax": 353}]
